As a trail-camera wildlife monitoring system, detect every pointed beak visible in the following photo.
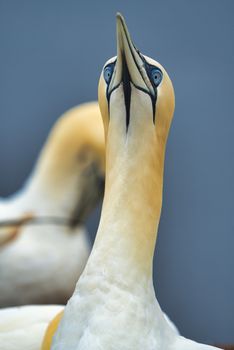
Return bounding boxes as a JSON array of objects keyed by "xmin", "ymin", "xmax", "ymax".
[{"xmin": 108, "ymin": 13, "xmax": 155, "ymax": 98}]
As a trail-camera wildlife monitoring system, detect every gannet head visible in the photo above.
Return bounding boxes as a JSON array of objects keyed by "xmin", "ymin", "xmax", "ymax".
[
  {"xmin": 98, "ymin": 13, "xmax": 175, "ymax": 144},
  {"xmin": 0, "ymin": 103, "xmax": 105, "ymax": 238},
  {"xmin": 37, "ymin": 102, "xmax": 105, "ymax": 226}
]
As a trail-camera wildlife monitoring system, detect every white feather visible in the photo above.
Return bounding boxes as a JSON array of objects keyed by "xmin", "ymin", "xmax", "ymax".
[{"xmin": 0, "ymin": 305, "xmax": 63, "ymax": 350}]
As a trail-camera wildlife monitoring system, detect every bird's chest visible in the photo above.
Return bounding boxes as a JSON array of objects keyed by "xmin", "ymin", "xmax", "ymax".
[
  {"xmin": 57, "ymin": 281, "xmax": 163, "ymax": 350},
  {"xmin": 79, "ymin": 301, "xmax": 159, "ymax": 350},
  {"xmin": 0, "ymin": 229, "xmax": 85, "ymax": 305}
]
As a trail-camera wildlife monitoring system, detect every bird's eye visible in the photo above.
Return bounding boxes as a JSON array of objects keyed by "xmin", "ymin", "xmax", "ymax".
[
  {"xmin": 151, "ymin": 68, "xmax": 162, "ymax": 87},
  {"xmin": 104, "ymin": 65, "xmax": 114, "ymax": 84}
]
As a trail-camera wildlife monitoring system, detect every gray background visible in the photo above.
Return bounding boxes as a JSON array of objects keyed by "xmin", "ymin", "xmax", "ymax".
[{"xmin": 0, "ymin": 0, "xmax": 233, "ymax": 344}]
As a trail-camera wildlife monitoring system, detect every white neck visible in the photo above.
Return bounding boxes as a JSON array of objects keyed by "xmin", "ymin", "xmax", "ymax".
[
  {"xmin": 4, "ymin": 158, "xmax": 83, "ymax": 222},
  {"xmin": 83, "ymin": 110, "xmax": 166, "ymax": 288}
]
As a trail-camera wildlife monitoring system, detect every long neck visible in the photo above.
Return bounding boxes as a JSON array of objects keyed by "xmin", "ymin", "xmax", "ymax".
[
  {"xmin": 86, "ymin": 111, "xmax": 166, "ymax": 285},
  {"xmin": 21, "ymin": 145, "xmax": 82, "ymax": 217}
]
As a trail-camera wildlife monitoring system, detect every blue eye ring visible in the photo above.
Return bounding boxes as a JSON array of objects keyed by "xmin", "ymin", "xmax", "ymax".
[
  {"xmin": 104, "ymin": 65, "xmax": 114, "ymax": 84},
  {"xmin": 151, "ymin": 68, "xmax": 162, "ymax": 87}
]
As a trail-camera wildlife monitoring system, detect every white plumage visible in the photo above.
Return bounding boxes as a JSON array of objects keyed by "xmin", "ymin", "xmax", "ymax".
[{"xmin": 0, "ymin": 305, "xmax": 63, "ymax": 350}]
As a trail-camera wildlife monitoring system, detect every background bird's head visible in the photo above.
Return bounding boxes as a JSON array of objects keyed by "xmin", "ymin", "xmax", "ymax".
[
  {"xmin": 31, "ymin": 101, "xmax": 106, "ymax": 226},
  {"xmin": 0, "ymin": 102, "xmax": 105, "ymax": 239}
]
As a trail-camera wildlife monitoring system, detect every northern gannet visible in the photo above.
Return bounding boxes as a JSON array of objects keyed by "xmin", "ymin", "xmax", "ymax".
[
  {"xmin": 47, "ymin": 14, "xmax": 220, "ymax": 350},
  {"xmin": 0, "ymin": 102, "xmax": 105, "ymax": 307}
]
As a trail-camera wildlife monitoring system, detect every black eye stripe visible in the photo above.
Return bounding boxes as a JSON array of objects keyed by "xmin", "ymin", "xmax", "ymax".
[
  {"xmin": 140, "ymin": 55, "xmax": 163, "ymax": 88},
  {"xmin": 104, "ymin": 56, "xmax": 161, "ymax": 126}
]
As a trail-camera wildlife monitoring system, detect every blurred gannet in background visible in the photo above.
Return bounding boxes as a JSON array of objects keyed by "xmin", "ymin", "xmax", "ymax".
[
  {"xmin": 0, "ymin": 102, "xmax": 105, "ymax": 307},
  {"xmin": 47, "ymin": 14, "xmax": 220, "ymax": 350}
]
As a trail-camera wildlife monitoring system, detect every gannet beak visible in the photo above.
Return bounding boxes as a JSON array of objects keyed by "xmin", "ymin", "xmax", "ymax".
[{"xmin": 108, "ymin": 13, "xmax": 155, "ymax": 100}]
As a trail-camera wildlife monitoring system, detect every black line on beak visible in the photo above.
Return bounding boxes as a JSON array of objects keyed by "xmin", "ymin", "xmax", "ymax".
[{"xmin": 122, "ymin": 53, "xmax": 131, "ymax": 131}]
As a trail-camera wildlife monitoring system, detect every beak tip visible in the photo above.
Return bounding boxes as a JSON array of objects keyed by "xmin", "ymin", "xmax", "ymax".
[
  {"xmin": 116, "ymin": 12, "xmax": 125, "ymax": 27},
  {"xmin": 116, "ymin": 12, "xmax": 123, "ymax": 19}
]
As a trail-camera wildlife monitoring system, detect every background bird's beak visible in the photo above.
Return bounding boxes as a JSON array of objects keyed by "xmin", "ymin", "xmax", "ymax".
[{"xmin": 109, "ymin": 13, "xmax": 154, "ymax": 97}]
